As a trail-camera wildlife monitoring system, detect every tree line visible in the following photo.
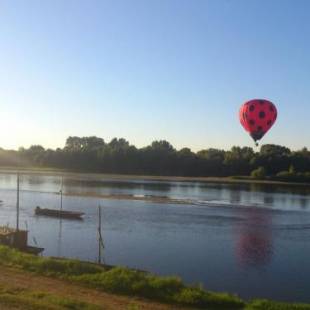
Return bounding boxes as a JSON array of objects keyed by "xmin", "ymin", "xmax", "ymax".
[{"xmin": 0, "ymin": 136, "xmax": 309, "ymax": 181}]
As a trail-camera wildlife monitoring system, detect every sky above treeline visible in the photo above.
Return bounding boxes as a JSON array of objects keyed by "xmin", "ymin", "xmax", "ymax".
[{"xmin": 0, "ymin": 0, "xmax": 309, "ymax": 151}]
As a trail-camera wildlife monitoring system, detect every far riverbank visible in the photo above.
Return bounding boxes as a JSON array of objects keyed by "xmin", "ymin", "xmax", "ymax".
[{"xmin": 0, "ymin": 166, "xmax": 309, "ymax": 188}]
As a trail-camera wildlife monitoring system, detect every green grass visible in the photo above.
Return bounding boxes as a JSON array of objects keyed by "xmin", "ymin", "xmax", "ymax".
[
  {"xmin": 0, "ymin": 246, "xmax": 309, "ymax": 309},
  {"xmin": 71, "ymin": 267, "xmax": 244, "ymax": 308},
  {"xmin": 245, "ymin": 299, "xmax": 310, "ymax": 310},
  {"xmin": 0, "ymin": 246, "xmax": 244, "ymax": 309},
  {"xmin": 0, "ymin": 285, "xmax": 100, "ymax": 310}
]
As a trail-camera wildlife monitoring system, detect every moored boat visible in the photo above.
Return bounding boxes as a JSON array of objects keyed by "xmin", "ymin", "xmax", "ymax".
[{"xmin": 35, "ymin": 206, "xmax": 84, "ymax": 220}]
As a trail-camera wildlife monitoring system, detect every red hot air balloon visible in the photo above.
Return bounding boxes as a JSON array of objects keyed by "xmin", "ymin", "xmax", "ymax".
[{"xmin": 239, "ymin": 99, "xmax": 277, "ymax": 145}]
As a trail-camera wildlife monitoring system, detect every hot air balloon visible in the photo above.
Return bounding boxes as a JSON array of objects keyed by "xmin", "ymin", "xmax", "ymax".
[{"xmin": 239, "ymin": 99, "xmax": 277, "ymax": 146}]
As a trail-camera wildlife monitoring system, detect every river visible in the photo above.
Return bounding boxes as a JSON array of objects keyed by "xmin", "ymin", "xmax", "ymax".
[{"xmin": 0, "ymin": 172, "xmax": 309, "ymax": 302}]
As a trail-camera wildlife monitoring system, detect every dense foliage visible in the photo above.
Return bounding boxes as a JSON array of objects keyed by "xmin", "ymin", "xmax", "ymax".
[{"xmin": 0, "ymin": 136, "xmax": 309, "ymax": 180}]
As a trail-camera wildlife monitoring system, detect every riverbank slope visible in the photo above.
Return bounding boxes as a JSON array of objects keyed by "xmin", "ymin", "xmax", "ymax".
[{"xmin": 0, "ymin": 246, "xmax": 310, "ymax": 309}]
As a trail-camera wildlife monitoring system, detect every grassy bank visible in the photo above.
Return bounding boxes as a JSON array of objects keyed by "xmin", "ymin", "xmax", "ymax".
[
  {"xmin": 0, "ymin": 246, "xmax": 244, "ymax": 309},
  {"xmin": 0, "ymin": 283, "xmax": 100, "ymax": 310},
  {"xmin": 0, "ymin": 246, "xmax": 309, "ymax": 309}
]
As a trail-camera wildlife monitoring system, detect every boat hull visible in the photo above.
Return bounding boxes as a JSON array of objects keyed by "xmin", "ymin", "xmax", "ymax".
[{"xmin": 35, "ymin": 207, "xmax": 84, "ymax": 220}]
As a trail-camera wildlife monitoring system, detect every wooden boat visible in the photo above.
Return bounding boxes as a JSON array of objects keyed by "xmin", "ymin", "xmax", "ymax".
[
  {"xmin": 35, "ymin": 206, "xmax": 84, "ymax": 220},
  {"xmin": 35, "ymin": 178, "xmax": 84, "ymax": 220}
]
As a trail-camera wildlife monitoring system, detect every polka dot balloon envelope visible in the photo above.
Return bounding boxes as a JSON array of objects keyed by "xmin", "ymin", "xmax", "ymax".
[{"xmin": 239, "ymin": 99, "xmax": 277, "ymax": 145}]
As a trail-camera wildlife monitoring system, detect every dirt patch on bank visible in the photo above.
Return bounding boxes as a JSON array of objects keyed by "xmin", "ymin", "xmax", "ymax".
[{"xmin": 0, "ymin": 266, "xmax": 190, "ymax": 309}]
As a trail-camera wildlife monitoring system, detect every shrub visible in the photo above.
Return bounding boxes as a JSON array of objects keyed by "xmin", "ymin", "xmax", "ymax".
[
  {"xmin": 251, "ymin": 167, "xmax": 266, "ymax": 179},
  {"xmin": 175, "ymin": 287, "xmax": 245, "ymax": 309}
]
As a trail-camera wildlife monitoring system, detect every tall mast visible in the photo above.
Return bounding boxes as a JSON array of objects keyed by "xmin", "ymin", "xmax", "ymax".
[
  {"xmin": 98, "ymin": 205, "xmax": 104, "ymax": 264},
  {"xmin": 60, "ymin": 176, "xmax": 63, "ymax": 211},
  {"xmin": 16, "ymin": 173, "xmax": 20, "ymax": 231},
  {"xmin": 98, "ymin": 205, "xmax": 102, "ymax": 263}
]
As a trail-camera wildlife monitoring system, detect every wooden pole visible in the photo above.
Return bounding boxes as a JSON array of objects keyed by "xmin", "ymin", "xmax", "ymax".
[
  {"xmin": 16, "ymin": 173, "xmax": 20, "ymax": 231},
  {"xmin": 57, "ymin": 176, "xmax": 64, "ymax": 256},
  {"xmin": 98, "ymin": 205, "xmax": 102, "ymax": 264},
  {"xmin": 60, "ymin": 176, "xmax": 63, "ymax": 211}
]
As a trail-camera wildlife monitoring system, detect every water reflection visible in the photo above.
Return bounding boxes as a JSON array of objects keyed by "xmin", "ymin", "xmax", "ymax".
[
  {"xmin": 57, "ymin": 219, "xmax": 63, "ymax": 257},
  {"xmin": 25, "ymin": 175, "xmax": 45, "ymax": 186},
  {"xmin": 229, "ymin": 189, "xmax": 241, "ymax": 204},
  {"xmin": 64, "ymin": 179, "xmax": 173, "ymax": 191},
  {"xmin": 263, "ymin": 195, "xmax": 274, "ymax": 205},
  {"xmin": 236, "ymin": 209, "xmax": 273, "ymax": 267},
  {"xmin": 299, "ymin": 198, "xmax": 308, "ymax": 209}
]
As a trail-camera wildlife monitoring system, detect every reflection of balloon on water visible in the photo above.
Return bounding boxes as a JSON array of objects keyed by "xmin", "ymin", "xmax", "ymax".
[
  {"xmin": 236, "ymin": 211, "xmax": 273, "ymax": 267},
  {"xmin": 236, "ymin": 229, "xmax": 273, "ymax": 267},
  {"xmin": 239, "ymin": 99, "xmax": 277, "ymax": 146}
]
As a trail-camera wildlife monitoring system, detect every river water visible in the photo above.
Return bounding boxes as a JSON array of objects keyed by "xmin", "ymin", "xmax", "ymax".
[{"xmin": 0, "ymin": 172, "xmax": 310, "ymax": 302}]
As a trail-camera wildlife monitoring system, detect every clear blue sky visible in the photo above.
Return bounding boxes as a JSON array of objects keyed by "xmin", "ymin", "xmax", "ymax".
[{"xmin": 0, "ymin": 0, "xmax": 309, "ymax": 151}]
